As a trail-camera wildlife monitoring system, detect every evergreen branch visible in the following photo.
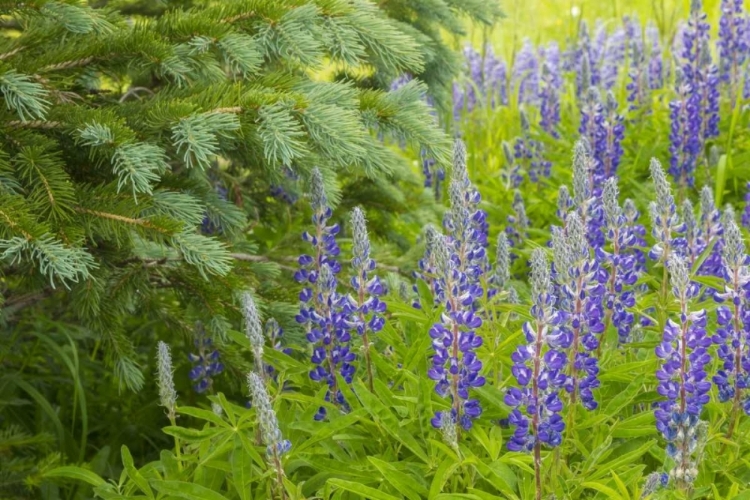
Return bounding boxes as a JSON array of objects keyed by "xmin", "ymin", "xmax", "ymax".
[
  {"xmin": 4, "ymin": 120, "xmax": 61, "ymax": 129},
  {"xmin": 112, "ymin": 143, "xmax": 169, "ymax": 199},
  {"xmin": 0, "ymin": 70, "xmax": 49, "ymax": 122},
  {"xmin": 170, "ymin": 229, "xmax": 233, "ymax": 279},
  {"xmin": 14, "ymin": 145, "xmax": 76, "ymax": 221},
  {"xmin": 74, "ymin": 207, "xmax": 172, "ymax": 232},
  {"xmin": 171, "ymin": 112, "xmax": 241, "ymax": 169},
  {"xmin": 0, "ymin": 47, "xmax": 23, "ymax": 61},
  {"xmin": 257, "ymin": 101, "xmax": 308, "ymax": 166},
  {"xmin": 218, "ymin": 33, "xmax": 262, "ymax": 77}
]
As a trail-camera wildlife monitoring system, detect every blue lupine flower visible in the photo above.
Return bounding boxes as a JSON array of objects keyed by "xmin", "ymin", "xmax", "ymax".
[
  {"xmin": 654, "ymin": 255, "xmax": 710, "ymax": 489},
  {"xmin": 626, "ymin": 36, "xmax": 649, "ymax": 108},
  {"xmin": 601, "ymin": 92, "xmax": 625, "ymax": 180},
  {"xmin": 489, "ymin": 232, "xmax": 517, "ymax": 302},
  {"xmin": 414, "ymin": 224, "xmax": 444, "ymax": 309},
  {"xmin": 270, "ymin": 166, "xmax": 300, "ymax": 205},
  {"xmin": 539, "ymin": 43, "xmax": 562, "ymax": 138},
  {"xmin": 668, "ymin": 71, "xmax": 702, "ymax": 188},
  {"xmin": 247, "ymin": 371, "xmax": 292, "ymax": 460},
  {"xmin": 648, "ymin": 158, "xmax": 682, "ymax": 264},
  {"xmin": 157, "ymin": 341, "xmax": 177, "ymax": 421},
  {"xmin": 188, "ymin": 323, "xmax": 224, "ymax": 394},
  {"xmin": 553, "ymin": 212, "xmax": 604, "ymax": 410},
  {"xmin": 698, "ymin": 186, "xmax": 724, "ymax": 276},
  {"xmin": 505, "ymin": 248, "xmax": 568, "ymax": 451},
  {"xmin": 624, "ymin": 198, "xmax": 648, "ymax": 274},
  {"xmin": 599, "ymin": 178, "xmax": 641, "ymax": 344},
  {"xmin": 718, "ymin": 0, "xmax": 747, "ymax": 93},
  {"xmin": 502, "ymin": 140, "xmax": 522, "ymax": 189},
  {"xmin": 712, "ymin": 215, "xmax": 750, "ymax": 413},
  {"xmin": 444, "ymin": 140, "xmax": 490, "ymax": 283},
  {"xmin": 294, "ymin": 168, "xmax": 354, "ymax": 420},
  {"xmin": 514, "ymin": 111, "xmax": 551, "ymax": 183},
  {"xmin": 646, "ymin": 21, "xmax": 664, "ymax": 90},
  {"xmin": 557, "ymin": 185, "xmax": 574, "ymax": 226},
  {"xmin": 483, "ymin": 44, "xmax": 509, "ymax": 108},
  {"xmin": 601, "ymin": 27, "xmax": 626, "ymax": 90},
  {"xmin": 506, "ymin": 190, "xmax": 529, "ymax": 248},
  {"xmin": 264, "ymin": 318, "xmax": 292, "ymax": 378},
  {"xmin": 347, "ymin": 207, "xmax": 386, "ymax": 390},
  {"xmin": 571, "ymin": 139, "xmax": 605, "ymax": 249},
  {"xmin": 743, "ymin": 182, "xmax": 750, "ymax": 229},
  {"xmin": 512, "ymin": 39, "xmax": 540, "ymax": 105},
  {"xmin": 428, "ymin": 232, "xmax": 486, "ymax": 431}
]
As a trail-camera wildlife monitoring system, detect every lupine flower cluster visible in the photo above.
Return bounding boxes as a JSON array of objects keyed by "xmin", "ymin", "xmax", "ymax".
[
  {"xmin": 717, "ymin": 0, "xmax": 747, "ymax": 95},
  {"xmin": 453, "ymin": 44, "xmax": 508, "ymax": 119},
  {"xmin": 697, "ymin": 186, "xmax": 724, "ymax": 277},
  {"xmin": 264, "ymin": 318, "xmax": 292, "ymax": 378},
  {"xmin": 646, "ymin": 22, "xmax": 664, "ymax": 90},
  {"xmin": 743, "ymin": 182, "xmax": 750, "ymax": 229},
  {"xmin": 506, "ymin": 191, "xmax": 529, "ymax": 248},
  {"xmin": 713, "ymin": 216, "xmax": 750, "ymax": 414},
  {"xmin": 648, "ymin": 158, "xmax": 682, "ymax": 265},
  {"xmin": 512, "ymin": 40, "xmax": 540, "ymax": 105},
  {"xmin": 513, "ymin": 112, "xmax": 551, "ymax": 183},
  {"xmin": 347, "ymin": 207, "xmax": 386, "ymax": 390},
  {"xmin": 188, "ymin": 323, "xmax": 224, "ymax": 394},
  {"xmin": 489, "ymin": 232, "xmax": 518, "ymax": 304},
  {"xmin": 502, "ymin": 140, "xmax": 522, "ymax": 188},
  {"xmin": 654, "ymin": 255, "xmax": 710, "ymax": 488},
  {"xmin": 157, "ymin": 340, "xmax": 177, "ymax": 421},
  {"xmin": 247, "ymin": 371, "xmax": 292, "ymax": 461},
  {"xmin": 599, "ymin": 178, "xmax": 641, "ymax": 344},
  {"xmin": 414, "ymin": 224, "xmax": 443, "ymax": 308},
  {"xmin": 570, "ymin": 139, "xmax": 605, "ymax": 249},
  {"xmin": 552, "ymin": 212, "xmax": 604, "ymax": 410},
  {"xmin": 429, "ymin": 142, "xmax": 487, "ymax": 433},
  {"xmin": 505, "ymin": 248, "xmax": 567, "ymax": 452},
  {"xmin": 242, "ymin": 292, "xmax": 265, "ymax": 374},
  {"xmin": 294, "ymin": 168, "xmax": 353, "ymax": 420}
]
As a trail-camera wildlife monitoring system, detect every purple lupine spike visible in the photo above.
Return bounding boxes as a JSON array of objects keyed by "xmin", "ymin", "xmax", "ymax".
[
  {"xmin": 483, "ymin": 44, "xmax": 509, "ymax": 107},
  {"xmin": 698, "ymin": 42, "xmax": 720, "ymax": 142},
  {"xmin": 188, "ymin": 322, "xmax": 224, "ymax": 394},
  {"xmin": 295, "ymin": 168, "xmax": 353, "ymax": 420},
  {"xmin": 646, "ymin": 21, "xmax": 664, "ymax": 90},
  {"xmin": 601, "ymin": 92, "xmax": 625, "ymax": 180},
  {"xmin": 505, "ymin": 248, "xmax": 568, "ymax": 457},
  {"xmin": 624, "ymin": 15, "xmax": 642, "ymax": 59},
  {"xmin": 539, "ymin": 59, "xmax": 561, "ymax": 138},
  {"xmin": 713, "ymin": 214, "xmax": 750, "ymax": 422},
  {"xmin": 515, "ymin": 111, "xmax": 551, "ymax": 182},
  {"xmin": 579, "ymin": 87, "xmax": 606, "ymax": 188},
  {"xmin": 348, "ymin": 207, "xmax": 386, "ymax": 392},
  {"xmin": 718, "ymin": 0, "xmax": 747, "ymax": 95},
  {"xmin": 512, "ymin": 39, "xmax": 540, "ymax": 105},
  {"xmin": 575, "ymin": 22, "xmax": 598, "ymax": 97},
  {"xmin": 571, "ymin": 137, "xmax": 606, "ymax": 249},
  {"xmin": 553, "ymin": 212, "xmax": 604, "ymax": 410},
  {"xmin": 414, "ymin": 224, "xmax": 444, "ymax": 309},
  {"xmin": 428, "ymin": 231, "xmax": 486, "ymax": 432},
  {"xmin": 648, "ymin": 158, "xmax": 683, "ymax": 264},
  {"xmin": 599, "ymin": 178, "xmax": 641, "ymax": 344},
  {"xmin": 601, "ymin": 27, "xmax": 627, "ymax": 90},
  {"xmin": 506, "ymin": 190, "xmax": 529, "ymax": 248},
  {"xmin": 624, "ymin": 198, "xmax": 648, "ymax": 274},
  {"xmin": 655, "ymin": 255, "xmax": 710, "ymax": 489},
  {"xmin": 696, "ymin": 186, "xmax": 724, "ymax": 276},
  {"xmin": 444, "ymin": 140, "xmax": 490, "ymax": 284},
  {"xmin": 668, "ymin": 68, "xmax": 702, "ymax": 188},
  {"xmin": 743, "ymin": 182, "xmax": 750, "ymax": 229},
  {"xmin": 502, "ymin": 140, "xmax": 522, "ymax": 188}
]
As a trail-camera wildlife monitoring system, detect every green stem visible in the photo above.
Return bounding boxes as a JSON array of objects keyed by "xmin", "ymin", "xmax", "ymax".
[{"xmin": 169, "ymin": 414, "xmax": 182, "ymax": 472}]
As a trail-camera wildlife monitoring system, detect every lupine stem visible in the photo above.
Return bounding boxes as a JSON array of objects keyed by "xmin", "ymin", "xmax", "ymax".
[
  {"xmin": 358, "ymin": 284, "xmax": 375, "ymax": 393},
  {"xmin": 168, "ymin": 414, "xmax": 182, "ymax": 472},
  {"xmin": 532, "ymin": 319, "xmax": 544, "ymax": 500}
]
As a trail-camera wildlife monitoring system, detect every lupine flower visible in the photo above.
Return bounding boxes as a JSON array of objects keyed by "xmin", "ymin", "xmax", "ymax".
[
  {"xmin": 270, "ymin": 166, "xmax": 300, "ymax": 205},
  {"xmin": 627, "ymin": 36, "xmax": 649, "ymax": 108},
  {"xmin": 557, "ymin": 185, "xmax": 573, "ymax": 225},
  {"xmin": 505, "ymin": 248, "xmax": 568, "ymax": 452},
  {"xmin": 489, "ymin": 232, "xmax": 517, "ymax": 302},
  {"xmin": 601, "ymin": 92, "xmax": 625, "ymax": 180},
  {"xmin": 242, "ymin": 292, "xmax": 265, "ymax": 373},
  {"xmin": 444, "ymin": 140, "xmax": 490, "ymax": 283},
  {"xmin": 554, "ymin": 212, "xmax": 604, "ymax": 409},
  {"xmin": 668, "ymin": 70, "xmax": 701, "ymax": 187},
  {"xmin": 571, "ymin": 139, "xmax": 605, "ymax": 249},
  {"xmin": 698, "ymin": 42, "xmax": 720, "ymax": 142},
  {"xmin": 502, "ymin": 140, "xmax": 522, "ymax": 188},
  {"xmin": 654, "ymin": 255, "xmax": 710, "ymax": 490},
  {"xmin": 641, "ymin": 472, "xmax": 669, "ymax": 498},
  {"xmin": 264, "ymin": 318, "xmax": 292, "ymax": 378},
  {"xmin": 646, "ymin": 21, "xmax": 664, "ymax": 89},
  {"xmin": 512, "ymin": 39, "xmax": 540, "ymax": 105},
  {"xmin": 696, "ymin": 186, "xmax": 724, "ymax": 276},
  {"xmin": 484, "ymin": 44, "xmax": 509, "ymax": 107},
  {"xmin": 347, "ymin": 207, "xmax": 386, "ymax": 391},
  {"xmin": 247, "ymin": 372, "xmax": 291, "ymax": 460},
  {"xmin": 676, "ymin": 200, "xmax": 702, "ymax": 266},
  {"xmin": 601, "ymin": 27, "xmax": 626, "ymax": 90},
  {"xmin": 514, "ymin": 112, "xmax": 551, "ymax": 182},
  {"xmin": 157, "ymin": 341, "xmax": 177, "ymax": 421},
  {"xmin": 624, "ymin": 198, "xmax": 648, "ymax": 274},
  {"xmin": 539, "ymin": 43, "xmax": 561, "ymax": 137},
  {"xmin": 599, "ymin": 178, "xmax": 640, "ymax": 344},
  {"xmin": 506, "ymin": 190, "xmax": 529, "ymax": 248},
  {"xmin": 743, "ymin": 182, "xmax": 750, "ymax": 229},
  {"xmin": 579, "ymin": 88, "xmax": 604, "ymax": 183},
  {"xmin": 575, "ymin": 22, "xmax": 600, "ymax": 97},
  {"xmin": 718, "ymin": 0, "xmax": 747, "ymax": 93},
  {"xmin": 648, "ymin": 158, "xmax": 681, "ymax": 264},
  {"xmin": 712, "ymin": 216, "xmax": 750, "ymax": 414},
  {"xmin": 428, "ymin": 232, "xmax": 485, "ymax": 431},
  {"xmin": 414, "ymin": 224, "xmax": 444, "ymax": 309},
  {"xmin": 295, "ymin": 168, "xmax": 353, "ymax": 420},
  {"xmin": 188, "ymin": 323, "xmax": 224, "ymax": 393}
]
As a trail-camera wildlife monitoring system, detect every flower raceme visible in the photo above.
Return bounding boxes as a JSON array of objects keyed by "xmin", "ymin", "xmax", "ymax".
[
  {"xmin": 655, "ymin": 255, "xmax": 711, "ymax": 488},
  {"xmin": 505, "ymin": 248, "xmax": 568, "ymax": 452},
  {"xmin": 294, "ymin": 168, "xmax": 354, "ymax": 420}
]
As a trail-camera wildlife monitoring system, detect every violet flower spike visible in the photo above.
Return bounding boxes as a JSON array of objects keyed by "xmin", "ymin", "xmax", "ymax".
[
  {"xmin": 554, "ymin": 212, "xmax": 604, "ymax": 409},
  {"xmin": 512, "ymin": 39, "xmax": 540, "ymax": 105},
  {"xmin": 295, "ymin": 168, "xmax": 353, "ymax": 420},
  {"xmin": 648, "ymin": 158, "xmax": 681, "ymax": 264},
  {"xmin": 505, "ymin": 248, "xmax": 567, "ymax": 497},
  {"xmin": 188, "ymin": 322, "xmax": 224, "ymax": 394},
  {"xmin": 712, "ymin": 215, "xmax": 750, "ymax": 434},
  {"xmin": 717, "ymin": 0, "xmax": 747, "ymax": 96},
  {"xmin": 654, "ymin": 255, "xmax": 710, "ymax": 490},
  {"xmin": 348, "ymin": 207, "xmax": 386, "ymax": 392}
]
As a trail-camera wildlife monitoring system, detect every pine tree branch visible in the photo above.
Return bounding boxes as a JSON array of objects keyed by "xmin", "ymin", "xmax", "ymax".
[
  {"xmin": 0, "ymin": 47, "xmax": 23, "ymax": 61},
  {"xmin": 74, "ymin": 207, "xmax": 171, "ymax": 233},
  {"xmin": 39, "ymin": 56, "xmax": 98, "ymax": 73},
  {"xmin": 5, "ymin": 120, "xmax": 61, "ymax": 129}
]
